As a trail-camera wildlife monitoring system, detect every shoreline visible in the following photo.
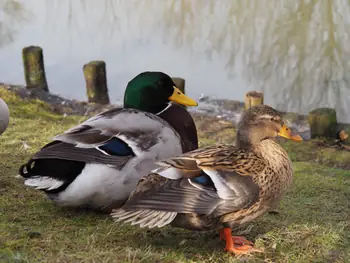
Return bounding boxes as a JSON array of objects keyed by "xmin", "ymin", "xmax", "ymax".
[
  {"xmin": 1, "ymin": 83, "xmax": 349, "ymax": 141},
  {"xmin": 0, "ymin": 83, "xmax": 312, "ymax": 139}
]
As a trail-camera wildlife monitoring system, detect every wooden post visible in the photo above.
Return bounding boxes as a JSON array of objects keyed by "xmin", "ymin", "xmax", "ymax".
[
  {"xmin": 83, "ymin": 61, "xmax": 110, "ymax": 104},
  {"xmin": 172, "ymin": 77, "xmax": 185, "ymax": 93},
  {"xmin": 308, "ymin": 108, "xmax": 337, "ymax": 138},
  {"xmin": 22, "ymin": 46, "xmax": 48, "ymax": 91},
  {"xmin": 244, "ymin": 91, "xmax": 264, "ymax": 110}
]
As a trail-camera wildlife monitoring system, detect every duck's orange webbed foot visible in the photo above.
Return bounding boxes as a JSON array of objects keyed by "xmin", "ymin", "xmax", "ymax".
[{"xmin": 219, "ymin": 228, "xmax": 263, "ymax": 256}]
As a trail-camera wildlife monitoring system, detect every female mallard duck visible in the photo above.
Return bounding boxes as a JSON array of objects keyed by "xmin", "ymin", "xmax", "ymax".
[
  {"xmin": 111, "ymin": 105, "xmax": 303, "ymax": 255},
  {"xmin": 19, "ymin": 71, "xmax": 198, "ymax": 212},
  {"xmin": 0, "ymin": 98, "xmax": 10, "ymax": 135}
]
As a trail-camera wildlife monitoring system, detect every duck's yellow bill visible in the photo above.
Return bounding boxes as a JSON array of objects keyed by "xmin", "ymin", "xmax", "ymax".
[
  {"xmin": 278, "ymin": 124, "xmax": 303, "ymax": 141},
  {"xmin": 168, "ymin": 87, "xmax": 198, "ymax": 107}
]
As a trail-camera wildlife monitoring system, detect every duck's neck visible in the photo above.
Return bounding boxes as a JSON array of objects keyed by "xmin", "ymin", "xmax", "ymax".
[
  {"xmin": 157, "ymin": 103, "xmax": 198, "ymax": 153},
  {"xmin": 236, "ymin": 127, "xmax": 290, "ymax": 165},
  {"xmin": 124, "ymin": 102, "xmax": 170, "ymax": 115},
  {"xmin": 253, "ymin": 139, "xmax": 288, "ymax": 157},
  {"xmin": 155, "ymin": 103, "xmax": 172, "ymax": 115},
  {"xmin": 256, "ymin": 139, "xmax": 293, "ymax": 190},
  {"xmin": 235, "ymin": 127, "xmax": 268, "ymax": 150}
]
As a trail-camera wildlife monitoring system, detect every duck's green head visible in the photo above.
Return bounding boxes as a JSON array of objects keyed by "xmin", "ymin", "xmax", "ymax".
[{"xmin": 124, "ymin": 72, "xmax": 198, "ymax": 114}]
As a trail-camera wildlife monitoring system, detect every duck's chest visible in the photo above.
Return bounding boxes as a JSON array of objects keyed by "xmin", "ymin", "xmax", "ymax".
[
  {"xmin": 225, "ymin": 163, "xmax": 293, "ymax": 226},
  {"xmin": 255, "ymin": 165, "xmax": 292, "ymax": 206},
  {"xmin": 253, "ymin": 141, "xmax": 294, "ymax": 205},
  {"xmin": 221, "ymin": 141, "xmax": 294, "ymax": 226},
  {"xmin": 158, "ymin": 104, "xmax": 198, "ymax": 153}
]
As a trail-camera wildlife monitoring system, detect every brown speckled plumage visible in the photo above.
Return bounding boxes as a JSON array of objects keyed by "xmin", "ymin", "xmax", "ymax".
[{"xmin": 112, "ymin": 105, "xmax": 301, "ymax": 243}]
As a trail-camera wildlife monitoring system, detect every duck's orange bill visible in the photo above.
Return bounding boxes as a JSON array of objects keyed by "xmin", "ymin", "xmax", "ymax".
[{"xmin": 278, "ymin": 124, "xmax": 303, "ymax": 141}]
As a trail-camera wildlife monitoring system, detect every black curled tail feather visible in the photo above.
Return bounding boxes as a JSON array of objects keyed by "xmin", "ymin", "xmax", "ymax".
[
  {"xmin": 19, "ymin": 159, "xmax": 36, "ymax": 178},
  {"xmin": 18, "ymin": 157, "xmax": 85, "ymax": 193}
]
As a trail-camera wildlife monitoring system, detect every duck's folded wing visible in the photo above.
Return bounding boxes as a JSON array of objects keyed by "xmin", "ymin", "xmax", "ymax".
[
  {"xmin": 19, "ymin": 138, "xmax": 134, "ymax": 192},
  {"xmin": 32, "ymin": 140, "xmax": 132, "ymax": 167},
  {"xmin": 54, "ymin": 108, "xmax": 173, "ymax": 153},
  {"xmin": 34, "ymin": 108, "xmax": 179, "ymax": 164},
  {"xmin": 112, "ymin": 146, "xmax": 262, "ymax": 228},
  {"xmin": 120, "ymin": 174, "xmax": 220, "ymax": 215},
  {"xmin": 122, "ymin": 169, "xmax": 259, "ymax": 216},
  {"xmin": 20, "ymin": 108, "xmax": 179, "ymax": 192}
]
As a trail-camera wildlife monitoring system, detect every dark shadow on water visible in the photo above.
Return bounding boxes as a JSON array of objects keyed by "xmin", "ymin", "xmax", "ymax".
[{"xmin": 0, "ymin": 1, "xmax": 31, "ymax": 47}]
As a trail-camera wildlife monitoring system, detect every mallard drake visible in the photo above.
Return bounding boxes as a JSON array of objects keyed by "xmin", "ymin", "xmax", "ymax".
[
  {"xmin": 111, "ymin": 105, "xmax": 303, "ymax": 255},
  {"xmin": 0, "ymin": 98, "xmax": 10, "ymax": 135},
  {"xmin": 19, "ymin": 72, "xmax": 198, "ymax": 212}
]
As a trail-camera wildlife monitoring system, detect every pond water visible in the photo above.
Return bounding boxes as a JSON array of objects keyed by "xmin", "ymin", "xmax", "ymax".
[{"xmin": 1, "ymin": 0, "xmax": 350, "ymax": 122}]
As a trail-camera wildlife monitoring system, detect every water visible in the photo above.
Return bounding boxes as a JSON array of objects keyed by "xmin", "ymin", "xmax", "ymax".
[{"xmin": 1, "ymin": 0, "xmax": 350, "ymax": 122}]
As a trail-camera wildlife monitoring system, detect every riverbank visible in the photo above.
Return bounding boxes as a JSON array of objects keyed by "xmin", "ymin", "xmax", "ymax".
[
  {"xmin": 3, "ymin": 83, "xmax": 350, "ymax": 142},
  {"xmin": 0, "ymin": 83, "xmax": 314, "ymax": 139},
  {"xmin": 1, "ymin": 85, "xmax": 350, "ymax": 263}
]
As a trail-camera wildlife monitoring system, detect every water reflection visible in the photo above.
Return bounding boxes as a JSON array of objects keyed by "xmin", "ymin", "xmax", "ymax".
[
  {"xmin": 0, "ymin": 0, "xmax": 29, "ymax": 47},
  {"xmin": 1, "ymin": 0, "xmax": 350, "ymax": 122}
]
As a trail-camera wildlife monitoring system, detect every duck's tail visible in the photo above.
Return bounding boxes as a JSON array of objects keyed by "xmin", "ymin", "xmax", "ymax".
[{"xmin": 18, "ymin": 160, "xmax": 66, "ymax": 191}]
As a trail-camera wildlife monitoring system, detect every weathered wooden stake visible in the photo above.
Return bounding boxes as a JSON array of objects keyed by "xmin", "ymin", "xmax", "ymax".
[
  {"xmin": 83, "ymin": 61, "xmax": 110, "ymax": 104},
  {"xmin": 22, "ymin": 46, "xmax": 48, "ymax": 91},
  {"xmin": 244, "ymin": 91, "xmax": 264, "ymax": 110},
  {"xmin": 172, "ymin": 77, "xmax": 185, "ymax": 94},
  {"xmin": 308, "ymin": 108, "xmax": 337, "ymax": 138}
]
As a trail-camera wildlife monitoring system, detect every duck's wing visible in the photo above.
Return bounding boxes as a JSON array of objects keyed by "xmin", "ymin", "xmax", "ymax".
[
  {"xmin": 33, "ymin": 108, "xmax": 178, "ymax": 163},
  {"xmin": 19, "ymin": 108, "xmax": 180, "ymax": 192},
  {"xmin": 54, "ymin": 108, "xmax": 174, "ymax": 154},
  {"xmin": 111, "ymin": 145, "xmax": 264, "ymax": 228}
]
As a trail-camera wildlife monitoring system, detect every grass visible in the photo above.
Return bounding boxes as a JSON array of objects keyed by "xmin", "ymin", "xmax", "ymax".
[{"xmin": 1, "ymin": 88, "xmax": 350, "ymax": 263}]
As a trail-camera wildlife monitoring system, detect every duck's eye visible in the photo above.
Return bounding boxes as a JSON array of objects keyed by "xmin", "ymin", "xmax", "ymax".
[{"xmin": 156, "ymin": 80, "xmax": 164, "ymax": 86}]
